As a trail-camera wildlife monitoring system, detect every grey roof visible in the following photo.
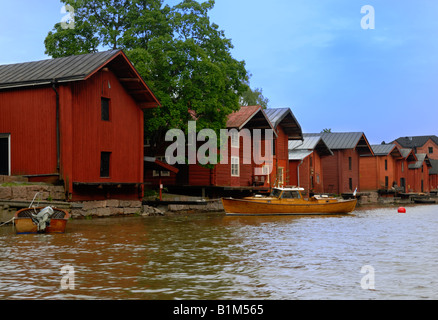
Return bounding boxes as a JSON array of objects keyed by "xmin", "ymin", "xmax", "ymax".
[
  {"xmin": 408, "ymin": 154, "xmax": 431, "ymax": 169},
  {"xmin": 429, "ymin": 159, "xmax": 438, "ymax": 175},
  {"xmin": 371, "ymin": 144, "xmax": 400, "ymax": 156},
  {"xmin": 400, "ymin": 148, "xmax": 416, "ymax": 160},
  {"xmin": 394, "ymin": 135, "xmax": 438, "ymax": 149},
  {"xmin": 264, "ymin": 108, "xmax": 303, "ymax": 140},
  {"xmin": 304, "ymin": 132, "xmax": 372, "ymax": 152},
  {"xmin": 0, "ymin": 50, "xmax": 121, "ymax": 89},
  {"xmin": 289, "ymin": 135, "xmax": 333, "ymax": 157},
  {"xmin": 289, "ymin": 150, "xmax": 313, "ymax": 161},
  {"xmin": 289, "ymin": 136, "xmax": 322, "ymax": 150}
]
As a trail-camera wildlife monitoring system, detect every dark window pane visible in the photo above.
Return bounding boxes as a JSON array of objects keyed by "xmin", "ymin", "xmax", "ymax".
[
  {"xmin": 0, "ymin": 137, "xmax": 9, "ymax": 175},
  {"xmin": 101, "ymin": 98, "xmax": 110, "ymax": 121},
  {"xmin": 100, "ymin": 152, "xmax": 111, "ymax": 177}
]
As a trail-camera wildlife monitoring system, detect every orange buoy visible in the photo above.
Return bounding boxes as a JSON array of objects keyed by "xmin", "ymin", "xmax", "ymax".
[{"xmin": 398, "ymin": 207, "xmax": 406, "ymax": 213}]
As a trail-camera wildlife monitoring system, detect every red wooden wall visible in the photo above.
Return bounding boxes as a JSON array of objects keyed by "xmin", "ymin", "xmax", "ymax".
[
  {"xmin": 321, "ymin": 149, "xmax": 359, "ymax": 194},
  {"xmin": 0, "ymin": 86, "xmax": 58, "ymax": 175},
  {"xmin": 65, "ymin": 69, "xmax": 144, "ymax": 200}
]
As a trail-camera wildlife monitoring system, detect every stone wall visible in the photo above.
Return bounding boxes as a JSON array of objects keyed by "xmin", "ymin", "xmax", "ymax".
[
  {"xmin": 71, "ymin": 200, "xmax": 143, "ymax": 218},
  {"xmin": 0, "ymin": 184, "xmax": 65, "ymax": 202}
]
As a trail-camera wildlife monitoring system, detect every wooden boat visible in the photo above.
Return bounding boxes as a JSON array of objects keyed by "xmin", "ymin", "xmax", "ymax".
[
  {"xmin": 413, "ymin": 197, "xmax": 436, "ymax": 204},
  {"xmin": 14, "ymin": 207, "xmax": 70, "ymax": 234},
  {"xmin": 222, "ymin": 187, "xmax": 357, "ymax": 216}
]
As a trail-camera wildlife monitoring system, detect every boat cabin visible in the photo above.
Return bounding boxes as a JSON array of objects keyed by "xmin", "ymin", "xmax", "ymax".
[{"xmin": 270, "ymin": 187, "xmax": 304, "ymax": 199}]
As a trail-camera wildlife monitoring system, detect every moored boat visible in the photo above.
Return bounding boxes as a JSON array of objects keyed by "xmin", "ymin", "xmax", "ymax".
[
  {"xmin": 222, "ymin": 187, "xmax": 357, "ymax": 216},
  {"xmin": 14, "ymin": 207, "xmax": 70, "ymax": 234}
]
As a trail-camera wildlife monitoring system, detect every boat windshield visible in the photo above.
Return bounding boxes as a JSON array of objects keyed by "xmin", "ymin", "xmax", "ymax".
[
  {"xmin": 270, "ymin": 189, "xmax": 282, "ymax": 198},
  {"xmin": 281, "ymin": 191, "xmax": 301, "ymax": 199}
]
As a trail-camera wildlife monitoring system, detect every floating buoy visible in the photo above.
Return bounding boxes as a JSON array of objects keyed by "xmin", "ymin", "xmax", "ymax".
[{"xmin": 398, "ymin": 207, "xmax": 406, "ymax": 213}]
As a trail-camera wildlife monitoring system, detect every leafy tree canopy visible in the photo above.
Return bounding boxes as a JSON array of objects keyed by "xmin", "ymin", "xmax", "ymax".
[{"xmin": 45, "ymin": 0, "xmax": 250, "ymax": 138}]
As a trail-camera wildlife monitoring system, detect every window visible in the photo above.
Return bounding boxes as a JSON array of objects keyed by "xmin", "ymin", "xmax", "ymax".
[
  {"xmin": 100, "ymin": 152, "xmax": 111, "ymax": 178},
  {"xmin": 401, "ymin": 162, "xmax": 404, "ymax": 173},
  {"xmin": 385, "ymin": 176, "xmax": 389, "ymax": 188},
  {"xmin": 0, "ymin": 134, "xmax": 10, "ymax": 176},
  {"xmin": 348, "ymin": 157, "xmax": 352, "ymax": 170},
  {"xmin": 385, "ymin": 159, "xmax": 388, "ymax": 171},
  {"xmin": 230, "ymin": 130, "xmax": 239, "ymax": 148},
  {"xmin": 281, "ymin": 191, "xmax": 301, "ymax": 199},
  {"xmin": 262, "ymin": 165, "xmax": 270, "ymax": 183},
  {"xmin": 278, "ymin": 167, "xmax": 284, "ymax": 186},
  {"xmin": 101, "ymin": 97, "xmax": 110, "ymax": 121},
  {"xmin": 349, "ymin": 178, "xmax": 353, "ymax": 191},
  {"xmin": 429, "ymin": 147, "xmax": 434, "ymax": 154},
  {"xmin": 231, "ymin": 156, "xmax": 240, "ymax": 177}
]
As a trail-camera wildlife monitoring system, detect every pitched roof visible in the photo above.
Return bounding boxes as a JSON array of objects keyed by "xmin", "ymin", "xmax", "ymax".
[
  {"xmin": 394, "ymin": 135, "xmax": 438, "ymax": 148},
  {"xmin": 289, "ymin": 150, "xmax": 313, "ymax": 161},
  {"xmin": 408, "ymin": 154, "xmax": 431, "ymax": 169},
  {"xmin": 0, "ymin": 50, "xmax": 160, "ymax": 108},
  {"xmin": 304, "ymin": 132, "xmax": 373, "ymax": 155},
  {"xmin": 400, "ymin": 148, "xmax": 418, "ymax": 161},
  {"xmin": 264, "ymin": 108, "xmax": 303, "ymax": 140},
  {"xmin": 226, "ymin": 105, "xmax": 275, "ymax": 133},
  {"xmin": 429, "ymin": 159, "xmax": 438, "ymax": 175},
  {"xmin": 289, "ymin": 135, "xmax": 333, "ymax": 157},
  {"xmin": 371, "ymin": 144, "xmax": 402, "ymax": 157}
]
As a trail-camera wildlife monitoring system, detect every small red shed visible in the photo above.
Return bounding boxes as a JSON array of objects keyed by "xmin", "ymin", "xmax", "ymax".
[
  {"xmin": 306, "ymin": 132, "xmax": 374, "ymax": 195},
  {"xmin": 360, "ymin": 144, "xmax": 403, "ymax": 192},
  {"xmin": 289, "ymin": 135, "xmax": 333, "ymax": 194},
  {"xmin": 0, "ymin": 50, "xmax": 160, "ymax": 201}
]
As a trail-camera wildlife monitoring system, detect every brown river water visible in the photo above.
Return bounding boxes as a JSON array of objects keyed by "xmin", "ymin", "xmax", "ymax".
[{"xmin": 0, "ymin": 205, "xmax": 437, "ymax": 300}]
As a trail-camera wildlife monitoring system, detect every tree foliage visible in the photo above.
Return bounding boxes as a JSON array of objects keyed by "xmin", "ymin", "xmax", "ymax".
[
  {"xmin": 239, "ymin": 83, "xmax": 270, "ymax": 109},
  {"xmin": 45, "ymin": 0, "xmax": 249, "ymax": 138}
]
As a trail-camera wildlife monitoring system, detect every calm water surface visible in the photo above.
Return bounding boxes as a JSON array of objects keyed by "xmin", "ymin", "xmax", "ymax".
[{"xmin": 0, "ymin": 205, "xmax": 437, "ymax": 300}]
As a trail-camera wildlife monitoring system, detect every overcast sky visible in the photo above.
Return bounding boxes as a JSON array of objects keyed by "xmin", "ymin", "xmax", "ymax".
[{"xmin": 1, "ymin": 0, "xmax": 437, "ymax": 144}]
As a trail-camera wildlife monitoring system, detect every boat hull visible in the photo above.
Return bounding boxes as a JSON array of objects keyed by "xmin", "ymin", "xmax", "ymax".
[
  {"xmin": 14, "ymin": 208, "xmax": 70, "ymax": 234},
  {"xmin": 222, "ymin": 198, "xmax": 357, "ymax": 216}
]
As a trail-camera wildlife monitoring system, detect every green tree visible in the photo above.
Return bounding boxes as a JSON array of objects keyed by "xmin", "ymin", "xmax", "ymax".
[
  {"xmin": 239, "ymin": 83, "xmax": 270, "ymax": 109},
  {"xmin": 45, "ymin": 0, "xmax": 248, "ymax": 140}
]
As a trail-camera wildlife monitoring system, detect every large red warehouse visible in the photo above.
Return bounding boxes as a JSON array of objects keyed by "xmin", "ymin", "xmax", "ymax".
[{"xmin": 0, "ymin": 50, "xmax": 160, "ymax": 201}]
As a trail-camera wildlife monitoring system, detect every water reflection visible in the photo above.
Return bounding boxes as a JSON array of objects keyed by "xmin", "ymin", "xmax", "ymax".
[{"xmin": 1, "ymin": 206, "xmax": 437, "ymax": 300}]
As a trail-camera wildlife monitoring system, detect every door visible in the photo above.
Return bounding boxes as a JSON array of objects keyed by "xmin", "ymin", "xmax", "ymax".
[
  {"xmin": 0, "ymin": 135, "xmax": 10, "ymax": 175},
  {"xmin": 400, "ymin": 178, "xmax": 406, "ymax": 193}
]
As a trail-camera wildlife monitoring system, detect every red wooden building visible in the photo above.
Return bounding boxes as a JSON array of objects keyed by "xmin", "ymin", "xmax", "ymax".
[
  {"xmin": 393, "ymin": 135, "xmax": 438, "ymax": 160},
  {"xmin": 305, "ymin": 132, "xmax": 374, "ymax": 194},
  {"xmin": 0, "ymin": 50, "xmax": 160, "ymax": 201},
  {"xmin": 265, "ymin": 108, "xmax": 303, "ymax": 188},
  {"xmin": 407, "ymin": 153, "xmax": 431, "ymax": 193},
  {"xmin": 360, "ymin": 144, "xmax": 403, "ymax": 191},
  {"xmin": 144, "ymin": 106, "xmax": 303, "ymax": 196},
  {"xmin": 396, "ymin": 148, "xmax": 417, "ymax": 193},
  {"xmin": 288, "ymin": 135, "xmax": 333, "ymax": 194}
]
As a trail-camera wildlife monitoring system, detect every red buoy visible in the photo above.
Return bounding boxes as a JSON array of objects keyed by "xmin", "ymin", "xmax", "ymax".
[{"xmin": 398, "ymin": 207, "xmax": 406, "ymax": 213}]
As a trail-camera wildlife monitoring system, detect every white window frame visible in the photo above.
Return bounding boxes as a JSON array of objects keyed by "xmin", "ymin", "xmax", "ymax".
[
  {"xmin": 231, "ymin": 156, "xmax": 240, "ymax": 177},
  {"xmin": 278, "ymin": 167, "xmax": 284, "ymax": 187},
  {"xmin": 230, "ymin": 130, "xmax": 239, "ymax": 148},
  {"xmin": 0, "ymin": 134, "xmax": 11, "ymax": 176}
]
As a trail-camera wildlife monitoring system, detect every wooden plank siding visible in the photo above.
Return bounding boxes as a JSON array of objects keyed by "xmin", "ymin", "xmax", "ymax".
[
  {"xmin": 0, "ymin": 86, "xmax": 58, "ymax": 176},
  {"xmin": 0, "ymin": 50, "xmax": 160, "ymax": 201},
  {"xmin": 66, "ymin": 69, "xmax": 145, "ymax": 200}
]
